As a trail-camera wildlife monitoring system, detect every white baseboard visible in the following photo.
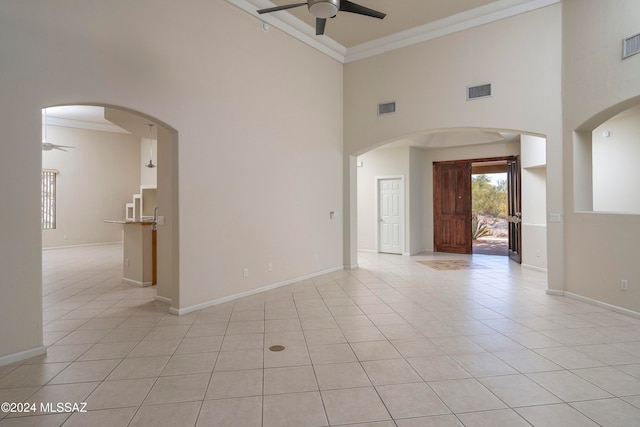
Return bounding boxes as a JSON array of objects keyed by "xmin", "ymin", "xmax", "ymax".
[
  {"xmin": 563, "ymin": 291, "xmax": 640, "ymax": 320},
  {"xmin": 122, "ymin": 278, "xmax": 153, "ymax": 287},
  {"xmin": 155, "ymin": 295, "xmax": 172, "ymax": 305},
  {"xmin": 43, "ymin": 241, "xmax": 122, "ymax": 251},
  {"xmin": 169, "ymin": 265, "xmax": 345, "ymax": 316},
  {"xmin": 545, "ymin": 289, "xmax": 564, "ymax": 296},
  {"xmin": 522, "ymin": 263, "xmax": 548, "ymax": 273},
  {"xmin": 0, "ymin": 346, "xmax": 46, "ymax": 367},
  {"xmin": 344, "ymin": 264, "xmax": 359, "ymax": 270},
  {"xmin": 357, "ymin": 249, "xmax": 377, "ymax": 253}
]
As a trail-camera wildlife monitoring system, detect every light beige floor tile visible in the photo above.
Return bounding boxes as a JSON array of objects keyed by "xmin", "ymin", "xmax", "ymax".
[
  {"xmin": 264, "ymin": 365, "xmax": 318, "ymax": 395},
  {"xmin": 515, "ymin": 403, "xmax": 600, "ymax": 426},
  {"xmin": 321, "ymin": 387, "xmax": 390, "ymax": 425},
  {"xmin": 406, "ymin": 355, "xmax": 472, "ymax": 381},
  {"xmin": 220, "ymin": 334, "xmax": 264, "ymax": 351},
  {"xmin": 24, "ymin": 344, "xmax": 93, "ymax": 364},
  {"xmin": 362, "ymin": 359, "xmax": 422, "ymax": 385},
  {"xmin": 128, "ymin": 339, "xmax": 180, "ymax": 357},
  {"xmin": 376, "ymin": 382, "xmax": 450, "ymax": 418},
  {"xmin": 430, "ymin": 336, "xmax": 486, "ymax": 355},
  {"xmin": 264, "ymin": 345, "xmax": 311, "ymax": 368},
  {"xmin": 85, "ymin": 378, "xmax": 155, "ymax": 409},
  {"xmin": 197, "ymin": 397, "xmax": 262, "ymax": 427},
  {"xmin": 308, "ymin": 343, "xmax": 356, "ymax": 365},
  {"xmin": 493, "ymin": 349, "xmax": 563, "ymax": 373},
  {"xmin": 265, "ymin": 330, "xmax": 305, "ymax": 348},
  {"xmin": 303, "ymin": 328, "xmax": 346, "ymax": 346},
  {"xmin": 142, "ymin": 325, "xmax": 190, "ymax": 341},
  {"xmin": 341, "ymin": 326, "xmax": 387, "ymax": 343},
  {"xmin": 129, "ymin": 401, "xmax": 201, "ymax": 427},
  {"xmin": 77, "ymin": 341, "xmax": 137, "ymax": 361},
  {"xmin": 0, "ymin": 363, "xmax": 70, "ymax": 389},
  {"xmin": 571, "ymin": 398, "xmax": 640, "ymax": 427},
  {"xmin": 429, "ymin": 378, "xmax": 507, "ymax": 413},
  {"xmin": 527, "ymin": 370, "xmax": 612, "ymax": 401},
  {"xmin": 205, "ymin": 369, "xmax": 263, "ymax": 399},
  {"xmin": 174, "ymin": 336, "xmax": 223, "ymax": 354},
  {"xmin": 230, "ymin": 310, "xmax": 264, "ymax": 322},
  {"xmin": 144, "ymin": 373, "xmax": 209, "ymax": 405},
  {"xmin": 49, "ymin": 359, "xmax": 120, "ymax": 384},
  {"xmin": 456, "ymin": 408, "xmax": 531, "ymax": 427},
  {"xmin": 314, "ymin": 362, "xmax": 371, "ymax": 390},
  {"xmin": 265, "ymin": 318, "xmax": 302, "ymax": 333},
  {"xmin": 161, "ymin": 352, "xmax": 217, "ymax": 376},
  {"xmin": 55, "ymin": 329, "xmax": 111, "ymax": 345},
  {"xmin": 395, "ymin": 414, "xmax": 463, "ymax": 426},
  {"xmin": 378, "ymin": 324, "xmax": 424, "ymax": 340},
  {"xmin": 106, "ymin": 355, "xmax": 169, "ymax": 380},
  {"xmin": 391, "ymin": 338, "xmax": 443, "ymax": 358},
  {"xmin": 572, "ymin": 366, "xmax": 640, "ymax": 396},
  {"xmin": 62, "ymin": 407, "xmax": 137, "ymax": 427},
  {"xmin": 99, "ymin": 327, "xmax": 151, "ymax": 343},
  {"xmin": 351, "ymin": 341, "xmax": 402, "ymax": 361},
  {"xmin": 263, "ymin": 391, "xmax": 327, "ymax": 427},
  {"xmin": 215, "ymin": 349, "xmax": 263, "ymax": 371},
  {"xmin": 225, "ymin": 321, "xmax": 264, "ymax": 335},
  {"xmin": 479, "ymin": 374, "xmax": 561, "ymax": 407},
  {"xmin": 534, "ymin": 346, "xmax": 606, "ymax": 369},
  {"xmin": 450, "ymin": 353, "xmax": 518, "ymax": 377}
]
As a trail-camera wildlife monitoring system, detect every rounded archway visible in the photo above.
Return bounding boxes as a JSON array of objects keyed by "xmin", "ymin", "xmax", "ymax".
[{"xmin": 41, "ymin": 103, "xmax": 179, "ymax": 309}]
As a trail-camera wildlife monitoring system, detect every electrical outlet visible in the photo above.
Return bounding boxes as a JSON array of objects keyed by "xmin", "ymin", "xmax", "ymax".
[
  {"xmin": 621, "ymin": 279, "xmax": 628, "ymax": 291},
  {"xmin": 243, "ymin": 268, "xmax": 249, "ymax": 278},
  {"xmin": 314, "ymin": 254, "xmax": 319, "ymax": 262},
  {"xmin": 268, "ymin": 263, "xmax": 273, "ymax": 272},
  {"xmin": 125, "ymin": 259, "xmax": 130, "ymax": 267}
]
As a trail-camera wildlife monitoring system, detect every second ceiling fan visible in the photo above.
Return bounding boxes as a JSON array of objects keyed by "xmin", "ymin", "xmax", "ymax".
[{"xmin": 257, "ymin": 0, "xmax": 386, "ymax": 36}]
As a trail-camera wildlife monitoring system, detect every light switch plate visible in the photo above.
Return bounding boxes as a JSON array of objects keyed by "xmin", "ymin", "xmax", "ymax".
[{"xmin": 549, "ymin": 213, "xmax": 561, "ymax": 223}]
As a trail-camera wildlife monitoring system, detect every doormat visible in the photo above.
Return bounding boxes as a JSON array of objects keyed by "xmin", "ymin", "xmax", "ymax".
[{"xmin": 418, "ymin": 260, "xmax": 486, "ymax": 270}]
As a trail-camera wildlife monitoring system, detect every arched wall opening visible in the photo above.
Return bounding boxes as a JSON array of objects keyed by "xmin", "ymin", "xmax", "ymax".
[
  {"xmin": 573, "ymin": 95, "xmax": 640, "ymax": 214},
  {"xmin": 345, "ymin": 127, "xmax": 548, "ymax": 272},
  {"xmin": 41, "ymin": 103, "xmax": 180, "ymax": 310}
]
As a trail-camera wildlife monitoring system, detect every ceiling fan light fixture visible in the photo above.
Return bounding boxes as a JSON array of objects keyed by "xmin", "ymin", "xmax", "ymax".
[{"xmin": 308, "ymin": 0, "xmax": 338, "ymax": 19}]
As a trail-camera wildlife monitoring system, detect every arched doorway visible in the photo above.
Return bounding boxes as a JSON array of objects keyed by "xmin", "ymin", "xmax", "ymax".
[
  {"xmin": 348, "ymin": 128, "xmax": 548, "ymax": 272},
  {"xmin": 41, "ymin": 104, "xmax": 179, "ymax": 309}
]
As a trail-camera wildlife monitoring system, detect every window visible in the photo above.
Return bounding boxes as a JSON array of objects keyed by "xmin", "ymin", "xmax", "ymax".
[{"xmin": 42, "ymin": 169, "xmax": 57, "ymax": 229}]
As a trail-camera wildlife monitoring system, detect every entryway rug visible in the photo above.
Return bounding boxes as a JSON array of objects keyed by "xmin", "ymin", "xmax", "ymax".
[{"xmin": 418, "ymin": 260, "xmax": 486, "ymax": 270}]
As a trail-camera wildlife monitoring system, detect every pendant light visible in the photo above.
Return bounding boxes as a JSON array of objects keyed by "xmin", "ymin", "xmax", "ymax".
[{"xmin": 145, "ymin": 123, "xmax": 156, "ymax": 168}]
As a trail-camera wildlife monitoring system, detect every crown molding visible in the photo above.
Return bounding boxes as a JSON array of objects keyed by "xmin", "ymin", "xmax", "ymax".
[
  {"xmin": 44, "ymin": 116, "xmax": 130, "ymax": 134},
  {"xmin": 226, "ymin": 0, "xmax": 559, "ymax": 64}
]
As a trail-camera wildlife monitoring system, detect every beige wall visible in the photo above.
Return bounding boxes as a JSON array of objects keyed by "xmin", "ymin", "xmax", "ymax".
[
  {"xmin": 0, "ymin": 0, "xmax": 342, "ymax": 361},
  {"xmin": 563, "ymin": 0, "xmax": 640, "ymax": 313},
  {"xmin": 343, "ymin": 4, "xmax": 563, "ymax": 285},
  {"xmin": 42, "ymin": 125, "xmax": 141, "ymax": 248}
]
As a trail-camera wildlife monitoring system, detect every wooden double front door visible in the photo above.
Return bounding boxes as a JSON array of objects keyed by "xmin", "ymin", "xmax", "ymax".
[{"xmin": 433, "ymin": 157, "xmax": 521, "ymax": 263}]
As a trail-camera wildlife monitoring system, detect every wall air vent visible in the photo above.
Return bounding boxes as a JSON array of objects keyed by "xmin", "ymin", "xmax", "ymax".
[
  {"xmin": 467, "ymin": 83, "xmax": 492, "ymax": 100},
  {"xmin": 623, "ymin": 33, "xmax": 640, "ymax": 59},
  {"xmin": 377, "ymin": 101, "xmax": 396, "ymax": 116}
]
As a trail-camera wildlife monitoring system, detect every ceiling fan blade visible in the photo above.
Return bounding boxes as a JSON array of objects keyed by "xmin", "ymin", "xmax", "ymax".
[
  {"xmin": 257, "ymin": 2, "xmax": 307, "ymax": 14},
  {"xmin": 316, "ymin": 17, "xmax": 327, "ymax": 35},
  {"xmin": 339, "ymin": 0, "xmax": 386, "ymax": 19}
]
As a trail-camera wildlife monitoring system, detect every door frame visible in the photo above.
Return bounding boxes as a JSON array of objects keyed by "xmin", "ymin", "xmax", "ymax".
[
  {"xmin": 433, "ymin": 156, "xmax": 520, "ymax": 257},
  {"xmin": 375, "ymin": 175, "xmax": 405, "ymax": 255}
]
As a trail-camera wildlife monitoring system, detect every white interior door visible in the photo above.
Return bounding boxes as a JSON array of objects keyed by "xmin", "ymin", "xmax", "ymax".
[{"xmin": 378, "ymin": 178, "xmax": 404, "ymax": 254}]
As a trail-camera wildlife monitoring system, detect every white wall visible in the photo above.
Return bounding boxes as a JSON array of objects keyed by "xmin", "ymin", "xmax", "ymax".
[
  {"xmin": 592, "ymin": 104, "xmax": 640, "ymax": 213},
  {"xmin": 343, "ymin": 4, "xmax": 563, "ymax": 287},
  {"xmin": 563, "ymin": 0, "xmax": 640, "ymax": 313},
  {"xmin": 0, "ymin": 0, "xmax": 343, "ymax": 361},
  {"xmin": 356, "ymin": 147, "xmax": 410, "ymax": 253},
  {"xmin": 42, "ymin": 125, "xmax": 140, "ymax": 248},
  {"xmin": 521, "ymin": 135, "xmax": 547, "ymax": 270}
]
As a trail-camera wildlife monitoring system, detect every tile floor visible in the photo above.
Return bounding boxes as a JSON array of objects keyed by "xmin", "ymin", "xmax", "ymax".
[{"xmin": 2, "ymin": 244, "xmax": 640, "ymax": 426}]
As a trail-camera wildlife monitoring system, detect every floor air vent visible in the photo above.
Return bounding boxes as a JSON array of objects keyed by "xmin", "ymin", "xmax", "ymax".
[
  {"xmin": 467, "ymin": 83, "xmax": 492, "ymax": 100},
  {"xmin": 378, "ymin": 101, "xmax": 396, "ymax": 115},
  {"xmin": 623, "ymin": 33, "xmax": 640, "ymax": 59}
]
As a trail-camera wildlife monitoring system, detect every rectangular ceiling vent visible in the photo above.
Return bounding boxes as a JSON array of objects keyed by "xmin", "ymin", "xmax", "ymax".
[
  {"xmin": 377, "ymin": 101, "xmax": 396, "ymax": 116},
  {"xmin": 467, "ymin": 83, "xmax": 492, "ymax": 100},
  {"xmin": 623, "ymin": 33, "xmax": 640, "ymax": 59}
]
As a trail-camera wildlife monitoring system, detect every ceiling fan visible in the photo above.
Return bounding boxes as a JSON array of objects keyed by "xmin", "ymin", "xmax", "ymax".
[
  {"xmin": 257, "ymin": 0, "xmax": 386, "ymax": 36},
  {"xmin": 42, "ymin": 109, "xmax": 75, "ymax": 152}
]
